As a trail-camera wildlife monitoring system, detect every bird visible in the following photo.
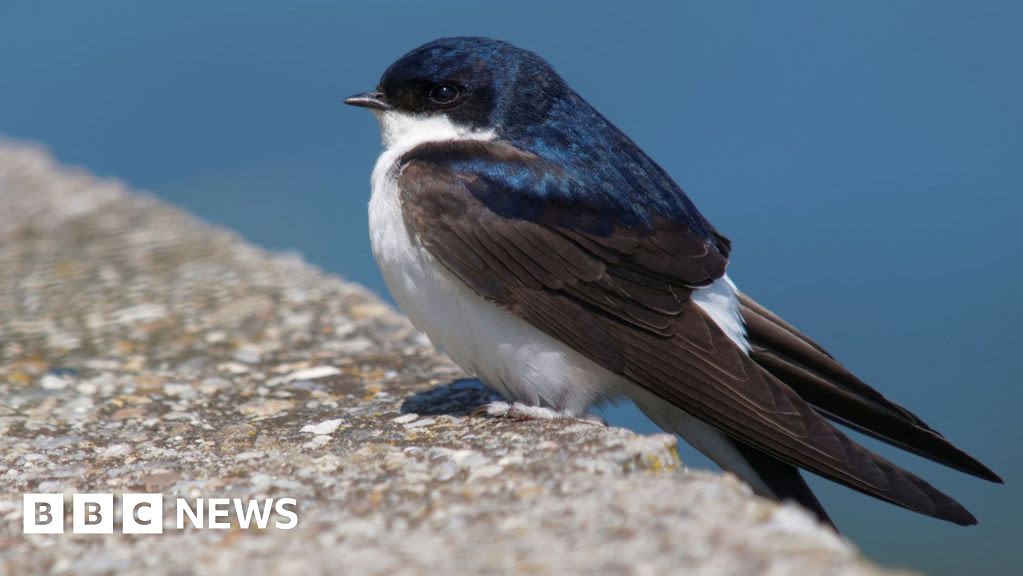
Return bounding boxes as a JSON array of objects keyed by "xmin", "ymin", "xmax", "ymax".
[{"xmin": 345, "ymin": 36, "xmax": 1001, "ymax": 528}]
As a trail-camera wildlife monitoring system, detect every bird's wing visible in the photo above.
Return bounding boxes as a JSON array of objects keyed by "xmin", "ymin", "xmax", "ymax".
[{"xmin": 397, "ymin": 139, "xmax": 980, "ymax": 524}]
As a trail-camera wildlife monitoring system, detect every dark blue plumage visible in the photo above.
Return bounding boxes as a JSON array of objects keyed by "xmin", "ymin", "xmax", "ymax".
[{"xmin": 379, "ymin": 37, "xmax": 722, "ymax": 245}]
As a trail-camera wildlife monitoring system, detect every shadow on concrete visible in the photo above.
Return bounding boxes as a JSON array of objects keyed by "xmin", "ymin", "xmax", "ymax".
[{"xmin": 399, "ymin": 377, "xmax": 503, "ymax": 416}]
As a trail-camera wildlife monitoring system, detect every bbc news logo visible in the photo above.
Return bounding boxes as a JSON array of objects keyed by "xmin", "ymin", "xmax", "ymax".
[{"xmin": 23, "ymin": 493, "xmax": 299, "ymax": 534}]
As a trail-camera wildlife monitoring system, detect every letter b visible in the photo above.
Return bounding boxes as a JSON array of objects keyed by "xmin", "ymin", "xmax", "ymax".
[
  {"xmin": 23, "ymin": 494, "xmax": 64, "ymax": 534},
  {"xmin": 73, "ymin": 494, "xmax": 113, "ymax": 534}
]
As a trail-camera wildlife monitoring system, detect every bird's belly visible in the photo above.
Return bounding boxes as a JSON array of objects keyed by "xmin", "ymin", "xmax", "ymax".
[{"xmin": 368, "ymin": 171, "xmax": 621, "ymax": 414}]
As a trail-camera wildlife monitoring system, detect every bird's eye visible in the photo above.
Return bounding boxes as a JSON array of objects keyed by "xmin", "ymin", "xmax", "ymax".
[{"xmin": 428, "ymin": 83, "xmax": 460, "ymax": 105}]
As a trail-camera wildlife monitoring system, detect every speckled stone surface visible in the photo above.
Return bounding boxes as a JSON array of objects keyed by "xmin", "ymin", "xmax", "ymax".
[{"xmin": 0, "ymin": 140, "xmax": 896, "ymax": 575}]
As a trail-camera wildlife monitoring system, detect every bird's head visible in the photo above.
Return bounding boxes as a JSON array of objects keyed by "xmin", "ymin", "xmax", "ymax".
[{"xmin": 346, "ymin": 37, "xmax": 570, "ymax": 149}]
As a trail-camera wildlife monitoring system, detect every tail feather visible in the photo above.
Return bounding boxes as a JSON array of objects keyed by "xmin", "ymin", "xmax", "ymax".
[{"xmin": 731, "ymin": 440, "xmax": 837, "ymax": 531}]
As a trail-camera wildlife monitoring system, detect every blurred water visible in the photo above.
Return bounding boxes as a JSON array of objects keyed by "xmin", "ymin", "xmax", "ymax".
[{"xmin": 2, "ymin": 1, "xmax": 1020, "ymax": 573}]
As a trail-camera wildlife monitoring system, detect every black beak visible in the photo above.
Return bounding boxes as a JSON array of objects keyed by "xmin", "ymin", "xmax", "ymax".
[{"xmin": 344, "ymin": 91, "xmax": 392, "ymax": 111}]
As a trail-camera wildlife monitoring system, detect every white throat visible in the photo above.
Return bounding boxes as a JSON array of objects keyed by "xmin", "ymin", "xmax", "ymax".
[
  {"xmin": 369, "ymin": 110, "xmax": 496, "ymax": 197},
  {"xmin": 372, "ymin": 109, "xmax": 494, "ymax": 153}
]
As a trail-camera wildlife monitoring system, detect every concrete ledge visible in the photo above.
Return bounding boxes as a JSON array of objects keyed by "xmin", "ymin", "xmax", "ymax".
[{"xmin": 0, "ymin": 140, "xmax": 893, "ymax": 574}]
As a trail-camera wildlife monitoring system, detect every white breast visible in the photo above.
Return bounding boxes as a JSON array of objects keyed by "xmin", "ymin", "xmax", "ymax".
[{"xmin": 367, "ymin": 113, "xmax": 621, "ymax": 412}]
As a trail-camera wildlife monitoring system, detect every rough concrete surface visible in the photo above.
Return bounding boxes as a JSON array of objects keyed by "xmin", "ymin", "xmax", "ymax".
[{"xmin": 0, "ymin": 139, "xmax": 897, "ymax": 575}]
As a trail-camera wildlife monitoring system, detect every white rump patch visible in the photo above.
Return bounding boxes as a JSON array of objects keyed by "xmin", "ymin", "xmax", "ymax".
[{"xmin": 691, "ymin": 275, "xmax": 751, "ymax": 353}]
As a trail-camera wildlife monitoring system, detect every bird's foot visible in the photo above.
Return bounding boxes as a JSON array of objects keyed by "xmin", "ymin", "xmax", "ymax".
[{"xmin": 471, "ymin": 401, "xmax": 605, "ymax": 425}]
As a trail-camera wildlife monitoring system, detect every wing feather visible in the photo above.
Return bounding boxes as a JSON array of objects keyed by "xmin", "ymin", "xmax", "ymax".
[{"xmin": 738, "ymin": 293, "xmax": 1003, "ymax": 483}]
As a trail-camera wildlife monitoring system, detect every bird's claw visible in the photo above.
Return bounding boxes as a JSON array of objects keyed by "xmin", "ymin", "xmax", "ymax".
[{"xmin": 471, "ymin": 401, "xmax": 605, "ymax": 425}]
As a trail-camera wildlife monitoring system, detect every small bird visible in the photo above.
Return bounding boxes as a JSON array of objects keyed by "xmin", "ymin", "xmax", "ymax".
[{"xmin": 346, "ymin": 36, "xmax": 1001, "ymax": 527}]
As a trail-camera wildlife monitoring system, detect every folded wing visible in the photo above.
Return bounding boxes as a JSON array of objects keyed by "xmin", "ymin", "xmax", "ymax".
[{"xmin": 398, "ymin": 138, "xmax": 996, "ymax": 525}]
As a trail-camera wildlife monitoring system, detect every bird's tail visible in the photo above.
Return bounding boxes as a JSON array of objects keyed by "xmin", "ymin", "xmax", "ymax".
[
  {"xmin": 729, "ymin": 440, "xmax": 836, "ymax": 530},
  {"xmin": 628, "ymin": 386, "xmax": 837, "ymax": 529}
]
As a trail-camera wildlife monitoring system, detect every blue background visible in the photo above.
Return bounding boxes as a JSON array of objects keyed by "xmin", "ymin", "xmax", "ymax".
[{"xmin": 2, "ymin": 1, "xmax": 1019, "ymax": 572}]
